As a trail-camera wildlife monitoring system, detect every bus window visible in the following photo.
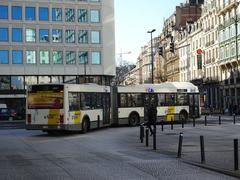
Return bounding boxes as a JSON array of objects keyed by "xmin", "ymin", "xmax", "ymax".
[
  {"xmin": 96, "ymin": 93, "xmax": 102, "ymax": 108},
  {"xmin": 158, "ymin": 94, "xmax": 165, "ymax": 106},
  {"xmin": 165, "ymin": 94, "xmax": 176, "ymax": 106},
  {"xmin": 127, "ymin": 94, "xmax": 143, "ymax": 107},
  {"xmin": 69, "ymin": 92, "xmax": 80, "ymax": 111},
  {"xmin": 119, "ymin": 94, "xmax": 127, "ymax": 107},
  {"xmin": 80, "ymin": 93, "xmax": 91, "ymax": 109},
  {"xmin": 177, "ymin": 94, "xmax": 188, "ymax": 106}
]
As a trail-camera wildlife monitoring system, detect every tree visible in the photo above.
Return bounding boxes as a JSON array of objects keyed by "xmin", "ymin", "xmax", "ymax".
[{"xmin": 115, "ymin": 60, "xmax": 136, "ymax": 85}]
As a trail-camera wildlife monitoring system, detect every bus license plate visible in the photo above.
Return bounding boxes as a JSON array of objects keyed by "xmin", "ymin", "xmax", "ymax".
[{"xmin": 43, "ymin": 126, "xmax": 48, "ymax": 129}]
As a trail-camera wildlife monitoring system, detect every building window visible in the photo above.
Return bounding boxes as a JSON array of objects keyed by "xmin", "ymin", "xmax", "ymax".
[
  {"xmin": 78, "ymin": 9, "xmax": 87, "ymax": 22},
  {"xmin": 66, "ymin": 51, "xmax": 76, "ymax": 64},
  {"xmin": 52, "ymin": 76, "xmax": 63, "ymax": 83},
  {"xmin": 91, "ymin": 51, "xmax": 101, "ymax": 64},
  {"xmin": 12, "ymin": 6, "xmax": 22, "ymax": 20},
  {"xmin": 40, "ymin": 51, "xmax": 49, "ymax": 64},
  {"xmin": 25, "ymin": 7, "xmax": 36, "ymax": 21},
  {"xmin": 52, "ymin": 29, "xmax": 62, "ymax": 43},
  {"xmin": 0, "ymin": 6, "xmax": 8, "ymax": 20},
  {"xmin": 52, "ymin": 8, "xmax": 62, "ymax": 21},
  {"xmin": 90, "ymin": 10, "xmax": 100, "ymax": 23},
  {"xmin": 52, "ymin": 51, "xmax": 63, "ymax": 64},
  {"xmin": 11, "ymin": 76, "xmax": 24, "ymax": 90},
  {"xmin": 25, "ymin": 76, "xmax": 37, "ymax": 88},
  {"xmin": 78, "ymin": 30, "xmax": 88, "ymax": 43},
  {"xmin": 39, "ymin": 76, "xmax": 51, "ymax": 84},
  {"xmin": 39, "ymin": 29, "xmax": 49, "ymax": 42},
  {"xmin": 90, "ymin": 0, "xmax": 100, "ymax": 2},
  {"xmin": 66, "ymin": 30, "xmax": 75, "ymax": 43},
  {"xmin": 0, "ymin": 76, "xmax": 10, "ymax": 90},
  {"xmin": 39, "ymin": 7, "xmax": 49, "ymax": 21},
  {"xmin": 12, "ymin": 50, "xmax": 23, "ymax": 64},
  {"xmin": 79, "ymin": 51, "xmax": 88, "ymax": 64},
  {"xmin": 26, "ymin": 51, "xmax": 36, "ymax": 64},
  {"xmin": 65, "ymin": 8, "xmax": 75, "ymax": 22},
  {"xmin": 0, "ymin": 50, "xmax": 9, "ymax": 64},
  {"xmin": 91, "ymin": 31, "xmax": 100, "ymax": 43},
  {"xmin": 26, "ymin": 29, "xmax": 36, "ymax": 42},
  {"xmin": 12, "ymin": 28, "xmax": 22, "ymax": 42},
  {"xmin": 0, "ymin": 28, "xmax": 8, "ymax": 42}
]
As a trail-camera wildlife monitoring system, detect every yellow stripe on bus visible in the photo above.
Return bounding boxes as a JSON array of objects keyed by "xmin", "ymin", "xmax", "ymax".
[
  {"xmin": 74, "ymin": 111, "xmax": 81, "ymax": 124},
  {"xmin": 166, "ymin": 106, "xmax": 175, "ymax": 121},
  {"xmin": 48, "ymin": 109, "xmax": 60, "ymax": 125}
]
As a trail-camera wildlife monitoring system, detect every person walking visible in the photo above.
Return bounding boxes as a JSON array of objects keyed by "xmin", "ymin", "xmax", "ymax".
[{"xmin": 146, "ymin": 101, "xmax": 157, "ymax": 135}]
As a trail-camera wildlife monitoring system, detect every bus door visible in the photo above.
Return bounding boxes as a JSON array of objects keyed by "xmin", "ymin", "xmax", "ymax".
[
  {"xmin": 189, "ymin": 93, "xmax": 200, "ymax": 118},
  {"xmin": 144, "ymin": 93, "xmax": 157, "ymax": 122},
  {"xmin": 102, "ymin": 93, "xmax": 110, "ymax": 125}
]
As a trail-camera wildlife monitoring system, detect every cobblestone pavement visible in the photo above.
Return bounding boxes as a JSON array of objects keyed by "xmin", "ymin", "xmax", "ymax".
[{"xmin": 0, "ymin": 125, "xmax": 238, "ymax": 180}]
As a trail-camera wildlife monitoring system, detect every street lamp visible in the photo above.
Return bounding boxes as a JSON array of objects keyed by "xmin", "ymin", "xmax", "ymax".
[{"xmin": 147, "ymin": 29, "xmax": 156, "ymax": 84}]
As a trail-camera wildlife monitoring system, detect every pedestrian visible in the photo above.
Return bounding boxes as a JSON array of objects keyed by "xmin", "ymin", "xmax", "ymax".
[{"xmin": 146, "ymin": 101, "xmax": 157, "ymax": 136}]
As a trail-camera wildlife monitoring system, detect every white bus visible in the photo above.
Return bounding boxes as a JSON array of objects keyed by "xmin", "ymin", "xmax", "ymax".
[
  {"xmin": 26, "ymin": 84, "xmax": 111, "ymax": 133},
  {"xmin": 112, "ymin": 82, "xmax": 200, "ymax": 126},
  {"xmin": 26, "ymin": 82, "xmax": 200, "ymax": 133}
]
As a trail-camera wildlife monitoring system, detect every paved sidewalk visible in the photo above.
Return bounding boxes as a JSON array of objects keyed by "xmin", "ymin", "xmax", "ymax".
[{"xmin": 140, "ymin": 118, "xmax": 240, "ymax": 178}]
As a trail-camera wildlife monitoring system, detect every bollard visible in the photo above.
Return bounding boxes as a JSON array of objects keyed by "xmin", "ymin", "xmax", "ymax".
[
  {"xmin": 140, "ymin": 125, "xmax": 144, "ymax": 143},
  {"xmin": 97, "ymin": 115, "xmax": 100, "ymax": 128},
  {"xmin": 233, "ymin": 114, "xmax": 236, "ymax": 124},
  {"xmin": 200, "ymin": 136, "xmax": 205, "ymax": 163},
  {"xmin": 234, "ymin": 139, "xmax": 239, "ymax": 170},
  {"xmin": 193, "ymin": 115, "xmax": 195, "ymax": 127},
  {"xmin": 161, "ymin": 120, "xmax": 164, "ymax": 131},
  {"xmin": 219, "ymin": 116, "xmax": 221, "ymax": 125},
  {"xmin": 145, "ymin": 128, "xmax": 149, "ymax": 147},
  {"xmin": 181, "ymin": 117, "xmax": 184, "ymax": 128},
  {"xmin": 204, "ymin": 115, "xmax": 207, "ymax": 126},
  {"xmin": 177, "ymin": 132, "xmax": 183, "ymax": 158},
  {"xmin": 153, "ymin": 126, "xmax": 156, "ymax": 150},
  {"xmin": 171, "ymin": 117, "xmax": 173, "ymax": 130}
]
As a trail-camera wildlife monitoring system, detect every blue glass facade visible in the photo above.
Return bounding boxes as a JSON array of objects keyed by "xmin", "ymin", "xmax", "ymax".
[
  {"xmin": 0, "ymin": 28, "xmax": 8, "ymax": 41},
  {"xmin": 39, "ymin": 7, "xmax": 49, "ymax": 21},
  {"xmin": 12, "ymin": 50, "xmax": 23, "ymax": 64},
  {"xmin": 0, "ymin": 50, "xmax": 9, "ymax": 64},
  {"xmin": 25, "ymin": 7, "xmax": 36, "ymax": 21},
  {"xmin": 0, "ymin": 6, "xmax": 8, "ymax": 19},
  {"xmin": 12, "ymin": 6, "xmax": 22, "ymax": 20},
  {"xmin": 12, "ymin": 28, "xmax": 22, "ymax": 42}
]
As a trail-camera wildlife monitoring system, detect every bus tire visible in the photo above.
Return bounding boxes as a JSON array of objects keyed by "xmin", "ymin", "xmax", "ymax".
[
  {"xmin": 179, "ymin": 111, "xmax": 188, "ymax": 123},
  {"xmin": 129, "ymin": 113, "xmax": 140, "ymax": 127},
  {"xmin": 82, "ymin": 117, "xmax": 90, "ymax": 134}
]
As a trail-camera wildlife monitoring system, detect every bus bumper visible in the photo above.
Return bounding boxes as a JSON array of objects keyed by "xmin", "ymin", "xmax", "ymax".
[{"xmin": 25, "ymin": 124, "xmax": 82, "ymax": 131}]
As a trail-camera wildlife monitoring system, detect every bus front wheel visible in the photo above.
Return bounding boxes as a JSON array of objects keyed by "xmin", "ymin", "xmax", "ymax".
[
  {"xmin": 82, "ymin": 118, "xmax": 90, "ymax": 134},
  {"xmin": 129, "ymin": 113, "xmax": 139, "ymax": 127}
]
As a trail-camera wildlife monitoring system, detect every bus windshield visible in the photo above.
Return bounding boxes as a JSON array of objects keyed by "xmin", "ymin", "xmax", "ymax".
[{"xmin": 27, "ymin": 85, "xmax": 64, "ymax": 109}]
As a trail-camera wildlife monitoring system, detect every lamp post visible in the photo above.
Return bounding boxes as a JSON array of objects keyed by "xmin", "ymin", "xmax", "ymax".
[{"xmin": 147, "ymin": 29, "xmax": 156, "ymax": 84}]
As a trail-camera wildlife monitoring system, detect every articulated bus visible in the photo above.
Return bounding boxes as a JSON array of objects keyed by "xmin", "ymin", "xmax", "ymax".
[{"xmin": 26, "ymin": 82, "xmax": 200, "ymax": 133}]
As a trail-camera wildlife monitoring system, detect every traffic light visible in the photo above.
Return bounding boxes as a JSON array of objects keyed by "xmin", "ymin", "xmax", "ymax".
[
  {"xmin": 170, "ymin": 42, "xmax": 174, "ymax": 53},
  {"xmin": 197, "ymin": 54, "xmax": 202, "ymax": 69},
  {"xmin": 158, "ymin": 47, "xmax": 163, "ymax": 56}
]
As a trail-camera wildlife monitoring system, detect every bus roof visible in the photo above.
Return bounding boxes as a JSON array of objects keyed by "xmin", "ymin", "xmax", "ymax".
[{"xmin": 117, "ymin": 82, "xmax": 199, "ymax": 93}]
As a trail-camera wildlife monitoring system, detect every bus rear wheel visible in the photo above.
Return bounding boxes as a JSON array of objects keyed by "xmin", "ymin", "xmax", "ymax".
[
  {"xmin": 129, "ymin": 113, "xmax": 139, "ymax": 127},
  {"xmin": 82, "ymin": 118, "xmax": 89, "ymax": 134}
]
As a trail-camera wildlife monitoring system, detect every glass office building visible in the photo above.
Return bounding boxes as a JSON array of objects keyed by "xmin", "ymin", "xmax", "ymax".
[{"xmin": 0, "ymin": 0, "xmax": 115, "ymax": 119}]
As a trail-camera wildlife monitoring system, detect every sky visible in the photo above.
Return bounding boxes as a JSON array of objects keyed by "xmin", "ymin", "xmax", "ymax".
[{"xmin": 115, "ymin": 0, "xmax": 185, "ymax": 65}]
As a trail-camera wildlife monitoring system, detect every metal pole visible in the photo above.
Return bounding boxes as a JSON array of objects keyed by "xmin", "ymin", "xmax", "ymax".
[
  {"xmin": 234, "ymin": 139, "xmax": 239, "ymax": 170},
  {"xmin": 200, "ymin": 136, "xmax": 205, "ymax": 163},
  {"xmin": 177, "ymin": 132, "xmax": 183, "ymax": 158},
  {"xmin": 219, "ymin": 115, "xmax": 221, "ymax": 125},
  {"xmin": 153, "ymin": 124, "xmax": 156, "ymax": 150},
  {"xmin": 193, "ymin": 115, "xmax": 195, "ymax": 127},
  {"xmin": 182, "ymin": 117, "xmax": 184, "ymax": 128},
  {"xmin": 140, "ymin": 125, "xmax": 144, "ymax": 143},
  {"xmin": 151, "ymin": 33, "xmax": 154, "ymax": 84},
  {"xmin": 171, "ymin": 117, "xmax": 173, "ymax": 130},
  {"xmin": 161, "ymin": 120, "xmax": 164, "ymax": 131},
  {"xmin": 205, "ymin": 115, "xmax": 207, "ymax": 126},
  {"xmin": 84, "ymin": 59, "xmax": 87, "ymax": 83},
  {"xmin": 234, "ymin": 114, "xmax": 236, "ymax": 124},
  {"xmin": 146, "ymin": 128, "xmax": 149, "ymax": 147}
]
